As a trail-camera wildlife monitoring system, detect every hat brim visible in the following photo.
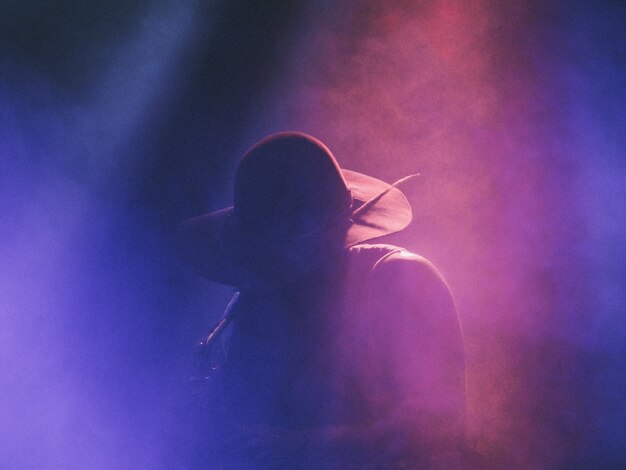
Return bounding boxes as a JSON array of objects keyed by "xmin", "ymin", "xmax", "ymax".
[{"xmin": 178, "ymin": 169, "xmax": 412, "ymax": 286}]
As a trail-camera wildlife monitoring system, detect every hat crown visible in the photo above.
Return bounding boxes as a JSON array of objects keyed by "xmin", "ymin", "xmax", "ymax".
[{"xmin": 233, "ymin": 132, "xmax": 352, "ymax": 240}]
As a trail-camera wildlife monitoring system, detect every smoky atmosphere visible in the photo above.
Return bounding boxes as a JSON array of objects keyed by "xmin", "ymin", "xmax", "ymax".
[{"xmin": 1, "ymin": 1, "xmax": 625, "ymax": 468}]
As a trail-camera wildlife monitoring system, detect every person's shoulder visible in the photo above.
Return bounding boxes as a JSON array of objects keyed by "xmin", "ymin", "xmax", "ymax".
[
  {"xmin": 353, "ymin": 243, "xmax": 446, "ymax": 284},
  {"xmin": 358, "ymin": 244, "xmax": 454, "ymax": 308}
]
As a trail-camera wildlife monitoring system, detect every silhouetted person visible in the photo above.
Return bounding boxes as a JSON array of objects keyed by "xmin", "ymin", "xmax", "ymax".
[{"xmin": 179, "ymin": 132, "xmax": 465, "ymax": 468}]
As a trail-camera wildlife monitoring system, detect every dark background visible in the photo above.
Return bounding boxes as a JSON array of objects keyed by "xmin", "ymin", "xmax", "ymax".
[{"xmin": 1, "ymin": 1, "xmax": 625, "ymax": 468}]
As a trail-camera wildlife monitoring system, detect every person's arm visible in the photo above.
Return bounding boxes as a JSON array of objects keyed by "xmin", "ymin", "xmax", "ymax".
[{"xmin": 367, "ymin": 250, "xmax": 466, "ymax": 466}]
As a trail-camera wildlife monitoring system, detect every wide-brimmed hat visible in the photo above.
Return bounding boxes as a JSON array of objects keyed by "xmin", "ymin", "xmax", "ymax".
[{"xmin": 179, "ymin": 132, "xmax": 415, "ymax": 286}]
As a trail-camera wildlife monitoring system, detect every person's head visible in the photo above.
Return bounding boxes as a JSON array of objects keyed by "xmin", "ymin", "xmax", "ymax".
[{"xmin": 232, "ymin": 133, "xmax": 351, "ymax": 284}]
